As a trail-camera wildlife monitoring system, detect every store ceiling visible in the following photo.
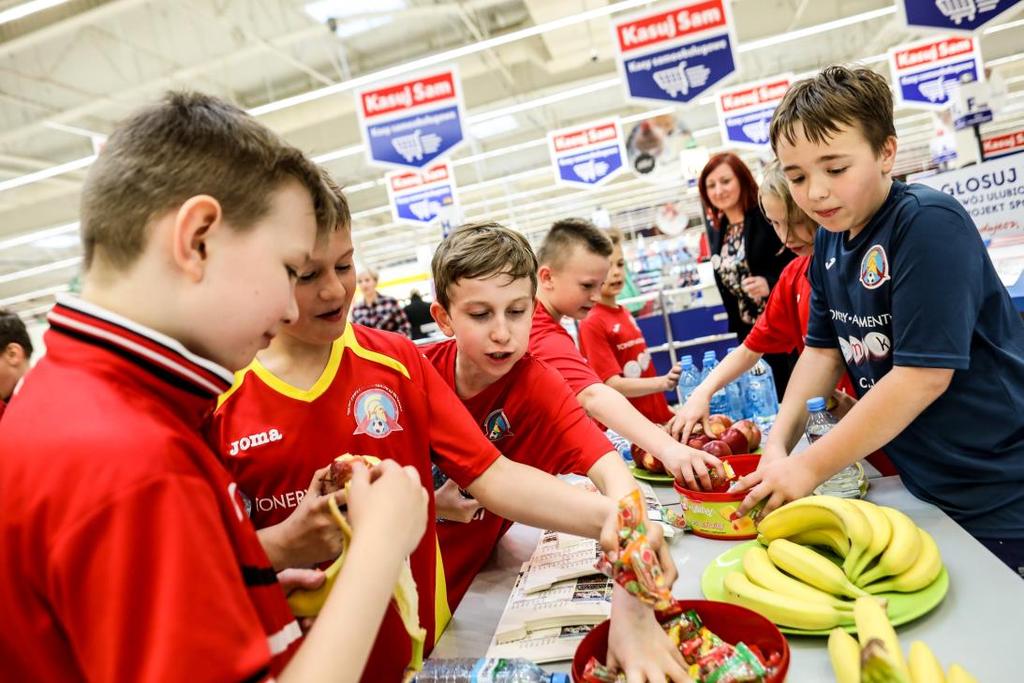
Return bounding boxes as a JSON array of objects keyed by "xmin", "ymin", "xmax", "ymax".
[{"xmin": 1, "ymin": 0, "xmax": 1023, "ymax": 316}]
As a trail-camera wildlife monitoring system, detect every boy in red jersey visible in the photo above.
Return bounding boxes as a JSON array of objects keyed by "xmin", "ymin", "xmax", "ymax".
[
  {"xmin": 531, "ymin": 218, "xmax": 722, "ymax": 490},
  {"xmin": 0, "ymin": 92, "xmax": 429, "ymax": 683},
  {"xmin": 424, "ymin": 222, "xmax": 689, "ymax": 682},
  {"xmin": 578, "ymin": 231, "xmax": 678, "ymax": 425},
  {"xmin": 212, "ymin": 196, "xmax": 676, "ymax": 681}
]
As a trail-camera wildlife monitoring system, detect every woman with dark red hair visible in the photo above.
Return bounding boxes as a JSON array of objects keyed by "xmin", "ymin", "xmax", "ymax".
[{"xmin": 698, "ymin": 152, "xmax": 796, "ymax": 396}]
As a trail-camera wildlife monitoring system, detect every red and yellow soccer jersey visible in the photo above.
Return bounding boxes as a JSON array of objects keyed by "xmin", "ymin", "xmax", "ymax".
[
  {"xmin": 579, "ymin": 303, "xmax": 674, "ymax": 424},
  {"xmin": 0, "ymin": 298, "xmax": 297, "ymax": 682},
  {"xmin": 529, "ymin": 302, "xmax": 602, "ymax": 395},
  {"xmin": 423, "ymin": 340, "xmax": 612, "ymax": 610},
  {"xmin": 212, "ymin": 323, "xmax": 501, "ymax": 682}
]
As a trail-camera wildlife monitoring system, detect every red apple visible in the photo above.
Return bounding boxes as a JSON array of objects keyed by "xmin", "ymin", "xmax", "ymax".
[
  {"xmin": 702, "ymin": 440, "xmax": 733, "ymax": 458},
  {"xmin": 734, "ymin": 419, "xmax": 761, "ymax": 450},
  {"xmin": 687, "ymin": 434, "xmax": 712, "ymax": 449},
  {"xmin": 708, "ymin": 413, "xmax": 733, "ymax": 429},
  {"xmin": 690, "ymin": 422, "xmax": 705, "ymax": 437},
  {"xmin": 706, "ymin": 414, "xmax": 731, "ymax": 437},
  {"xmin": 640, "ymin": 450, "xmax": 665, "ymax": 474},
  {"xmin": 719, "ymin": 427, "xmax": 749, "ymax": 456}
]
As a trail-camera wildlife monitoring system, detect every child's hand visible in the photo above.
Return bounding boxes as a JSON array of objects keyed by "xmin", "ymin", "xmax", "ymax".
[
  {"xmin": 756, "ymin": 442, "xmax": 789, "ymax": 468},
  {"xmin": 433, "ymin": 478, "xmax": 483, "ymax": 523},
  {"xmin": 347, "ymin": 460, "xmax": 428, "ymax": 557},
  {"xmin": 661, "ymin": 363, "xmax": 682, "ymax": 392},
  {"xmin": 607, "ymin": 586, "xmax": 691, "ymax": 683},
  {"xmin": 667, "ymin": 394, "xmax": 711, "ymax": 442},
  {"xmin": 734, "ymin": 454, "xmax": 818, "ymax": 519},
  {"xmin": 276, "ymin": 466, "xmax": 350, "ymax": 567},
  {"xmin": 659, "ymin": 441, "xmax": 723, "ymax": 491},
  {"xmin": 741, "ymin": 275, "xmax": 770, "ymax": 301}
]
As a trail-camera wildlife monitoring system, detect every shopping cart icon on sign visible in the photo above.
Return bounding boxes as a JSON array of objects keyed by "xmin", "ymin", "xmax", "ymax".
[
  {"xmin": 935, "ymin": 0, "xmax": 1001, "ymax": 25},
  {"xmin": 391, "ymin": 129, "xmax": 443, "ymax": 163},
  {"xmin": 572, "ymin": 159, "xmax": 611, "ymax": 183},
  {"xmin": 741, "ymin": 119, "xmax": 771, "ymax": 144},
  {"xmin": 918, "ymin": 77, "xmax": 960, "ymax": 103},
  {"xmin": 409, "ymin": 199, "xmax": 442, "ymax": 221},
  {"xmin": 652, "ymin": 61, "xmax": 712, "ymax": 98}
]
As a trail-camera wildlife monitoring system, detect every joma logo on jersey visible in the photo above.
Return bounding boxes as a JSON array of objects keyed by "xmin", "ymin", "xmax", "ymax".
[{"xmin": 229, "ymin": 428, "xmax": 283, "ymax": 456}]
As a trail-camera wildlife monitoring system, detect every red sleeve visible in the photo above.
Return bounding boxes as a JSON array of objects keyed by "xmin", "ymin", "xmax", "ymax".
[
  {"xmin": 48, "ymin": 476, "xmax": 272, "ymax": 683},
  {"xmin": 744, "ymin": 261, "xmax": 804, "ymax": 355},
  {"xmin": 578, "ymin": 314, "xmax": 624, "ymax": 383},
  {"xmin": 530, "ymin": 321, "xmax": 601, "ymax": 395},
  {"xmin": 532, "ymin": 362, "xmax": 613, "ymax": 475},
  {"xmin": 420, "ymin": 355, "xmax": 502, "ymax": 488}
]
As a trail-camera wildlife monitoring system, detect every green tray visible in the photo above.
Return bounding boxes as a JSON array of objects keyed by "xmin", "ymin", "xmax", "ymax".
[
  {"xmin": 629, "ymin": 463, "xmax": 675, "ymax": 483},
  {"xmin": 700, "ymin": 539, "xmax": 949, "ymax": 636}
]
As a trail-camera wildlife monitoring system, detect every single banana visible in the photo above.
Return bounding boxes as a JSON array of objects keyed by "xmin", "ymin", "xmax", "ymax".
[
  {"xmin": 861, "ymin": 638, "xmax": 911, "ymax": 683},
  {"xmin": 848, "ymin": 499, "xmax": 893, "ymax": 580},
  {"xmin": 743, "ymin": 545, "xmax": 854, "ymax": 611},
  {"xmin": 767, "ymin": 538, "xmax": 871, "ymax": 599},
  {"xmin": 790, "ymin": 528, "xmax": 851, "ymax": 558},
  {"xmin": 854, "ymin": 597, "xmax": 910, "ymax": 681},
  {"xmin": 908, "ymin": 640, "xmax": 946, "ymax": 683},
  {"xmin": 757, "ymin": 496, "xmax": 873, "ymax": 576},
  {"xmin": 946, "ymin": 664, "xmax": 979, "ymax": 683},
  {"xmin": 828, "ymin": 627, "xmax": 861, "ymax": 683},
  {"xmin": 864, "ymin": 529, "xmax": 942, "ymax": 594},
  {"xmin": 722, "ymin": 571, "xmax": 849, "ymax": 630},
  {"xmin": 858, "ymin": 508, "xmax": 923, "ymax": 587}
]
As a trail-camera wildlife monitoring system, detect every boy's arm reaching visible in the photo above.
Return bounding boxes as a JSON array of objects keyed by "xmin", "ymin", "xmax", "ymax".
[
  {"xmin": 604, "ymin": 365, "xmax": 680, "ymax": 398},
  {"xmin": 586, "ymin": 451, "xmax": 642, "ymax": 501}
]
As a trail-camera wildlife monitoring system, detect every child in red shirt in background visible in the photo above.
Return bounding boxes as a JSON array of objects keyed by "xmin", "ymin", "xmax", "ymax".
[
  {"xmin": 530, "ymin": 218, "xmax": 722, "ymax": 491},
  {"xmin": 668, "ymin": 162, "xmax": 894, "ymax": 474},
  {"xmin": 424, "ymin": 222, "xmax": 689, "ymax": 682},
  {"xmin": 579, "ymin": 230, "xmax": 679, "ymax": 425}
]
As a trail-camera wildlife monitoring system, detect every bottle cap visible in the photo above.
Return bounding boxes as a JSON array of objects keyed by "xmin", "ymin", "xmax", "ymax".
[
  {"xmin": 551, "ymin": 674, "xmax": 571, "ymax": 683},
  {"xmin": 806, "ymin": 396, "xmax": 826, "ymax": 412}
]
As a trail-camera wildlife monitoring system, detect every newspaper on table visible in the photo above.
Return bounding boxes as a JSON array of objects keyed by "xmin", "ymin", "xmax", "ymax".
[{"xmin": 637, "ymin": 480, "xmax": 676, "ymax": 538}]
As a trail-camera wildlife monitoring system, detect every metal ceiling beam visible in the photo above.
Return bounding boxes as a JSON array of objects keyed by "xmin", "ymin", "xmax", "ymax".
[{"xmin": 0, "ymin": 0, "xmax": 155, "ymax": 60}]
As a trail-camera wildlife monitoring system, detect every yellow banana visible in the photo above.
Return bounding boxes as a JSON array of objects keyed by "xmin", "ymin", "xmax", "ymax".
[
  {"xmin": 767, "ymin": 538, "xmax": 871, "ymax": 599},
  {"xmin": 790, "ymin": 528, "xmax": 851, "ymax": 558},
  {"xmin": 722, "ymin": 571, "xmax": 850, "ymax": 630},
  {"xmin": 848, "ymin": 499, "xmax": 892, "ymax": 580},
  {"xmin": 864, "ymin": 529, "xmax": 942, "ymax": 594},
  {"xmin": 858, "ymin": 508, "xmax": 923, "ymax": 587},
  {"xmin": 908, "ymin": 640, "xmax": 946, "ymax": 683},
  {"xmin": 861, "ymin": 638, "xmax": 911, "ymax": 683},
  {"xmin": 828, "ymin": 627, "xmax": 861, "ymax": 683},
  {"xmin": 854, "ymin": 596, "xmax": 910, "ymax": 681},
  {"xmin": 743, "ymin": 545, "xmax": 854, "ymax": 611},
  {"xmin": 757, "ymin": 496, "xmax": 873, "ymax": 576},
  {"xmin": 946, "ymin": 664, "xmax": 979, "ymax": 683}
]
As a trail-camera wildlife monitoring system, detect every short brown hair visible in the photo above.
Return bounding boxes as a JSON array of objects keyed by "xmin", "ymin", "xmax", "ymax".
[
  {"xmin": 81, "ymin": 91, "xmax": 339, "ymax": 270},
  {"xmin": 606, "ymin": 228, "xmax": 623, "ymax": 247},
  {"xmin": 536, "ymin": 218, "xmax": 613, "ymax": 269},
  {"xmin": 0, "ymin": 309, "xmax": 32, "ymax": 359},
  {"xmin": 432, "ymin": 222, "xmax": 538, "ymax": 311},
  {"xmin": 770, "ymin": 65, "xmax": 896, "ymax": 156},
  {"xmin": 320, "ymin": 170, "xmax": 352, "ymax": 233}
]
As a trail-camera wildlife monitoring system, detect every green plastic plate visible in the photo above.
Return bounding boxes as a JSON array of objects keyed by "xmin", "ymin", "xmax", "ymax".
[
  {"xmin": 700, "ymin": 539, "xmax": 950, "ymax": 636},
  {"xmin": 629, "ymin": 463, "xmax": 675, "ymax": 483}
]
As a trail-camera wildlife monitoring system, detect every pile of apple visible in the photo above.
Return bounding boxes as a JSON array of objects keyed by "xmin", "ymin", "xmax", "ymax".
[{"xmin": 633, "ymin": 415, "xmax": 761, "ymax": 475}]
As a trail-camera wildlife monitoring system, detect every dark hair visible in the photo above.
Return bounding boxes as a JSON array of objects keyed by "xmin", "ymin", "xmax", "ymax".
[
  {"xmin": 698, "ymin": 152, "xmax": 759, "ymax": 225},
  {"xmin": 770, "ymin": 65, "xmax": 896, "ymax": 156},
  {"xmin": 81, "ymin": 91, "xmax": 340, "ymax": 271},
  {"xmin": 432, "ymin": 221, "xmax": 538, "ymax": 311},
  {"xmin": 0, "ymin": 309, "xmax": 32, "ymax": 359},
  {"xmin": 537, "ymin": 218, "xmax": 613, "ymax": 269}
]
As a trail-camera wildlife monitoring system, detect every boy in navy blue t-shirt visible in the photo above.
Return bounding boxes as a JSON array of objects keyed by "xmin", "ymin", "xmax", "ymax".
[{"xmin": 735, "ymin": 66, "xmax": 1024, "ymax": 577}]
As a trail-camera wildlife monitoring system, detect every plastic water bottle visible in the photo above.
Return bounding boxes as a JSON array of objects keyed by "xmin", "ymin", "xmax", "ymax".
[
  {"xmin": 414, "ymin": 657, "xmax": 570, "ymax": 682},
  {"xmin": 701, "ymin": 351, "xmax": 731, "ymax": 416},
  {"xmin": 805, "ymin": 397, "xmax": 866, "ymax": 499},
  {"xmin": 605, "ymin": 429, "xmax": 633, "ymax": 461},
  {"xmin": 745, "ymin": 359, "xmax": 779, "ymax": 435},
  {"xmin": 678, "ymin": 354, "xmax": 700, "ymax": 402},
  {"xmin": 724, "ymin": 346, "xmax": 746, "ymax": 421}
]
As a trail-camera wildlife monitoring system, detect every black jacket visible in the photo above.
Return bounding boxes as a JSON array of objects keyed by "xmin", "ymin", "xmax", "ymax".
[{"xmin": 707, "ymin": 205, "xmax": 795, "ymax": 339}]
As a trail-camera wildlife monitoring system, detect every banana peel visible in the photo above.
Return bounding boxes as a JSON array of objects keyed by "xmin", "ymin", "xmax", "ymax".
[{"xmin": 286, "ymin": 454, "xmax": 426, "ymax": 677}]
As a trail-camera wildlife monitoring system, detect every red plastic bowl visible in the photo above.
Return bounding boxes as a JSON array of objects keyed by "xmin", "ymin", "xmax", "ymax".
[
  {"xmin": 673, "ymin": 454, "xmax": 761, "ymax": 540},
  {"xmin": 571, "ymin": 599, "xmax": 789, "ymax": 682}
]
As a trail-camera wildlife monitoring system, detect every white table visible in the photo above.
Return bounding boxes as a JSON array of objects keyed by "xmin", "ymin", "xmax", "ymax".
[{"xmin": 434, "ymin": 476, "xmax": 1024, "ymax": 681}]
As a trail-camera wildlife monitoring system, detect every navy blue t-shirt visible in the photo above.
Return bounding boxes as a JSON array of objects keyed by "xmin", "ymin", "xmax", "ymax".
[{"xmin": 805, "ymin": 181, "xmax": 1024, "ymax": 540}]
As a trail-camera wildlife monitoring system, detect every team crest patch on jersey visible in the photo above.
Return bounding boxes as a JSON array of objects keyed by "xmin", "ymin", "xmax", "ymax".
[
  {"xmin": 859, "ymin": 245, "xmax": 890, "ymax": 290},
  {"xmin": 483, "ymin": 409, "xmax": 513, "ymax": 442},
  {"xmin": 351, "ymin": 387, "xmax": 404, "ymax": 439}
]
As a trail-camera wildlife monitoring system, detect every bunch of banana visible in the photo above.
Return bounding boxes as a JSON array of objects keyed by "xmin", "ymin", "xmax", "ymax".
[{"xmin": 829, "ymin": 597, "xmax": 979, "ymax": 683}]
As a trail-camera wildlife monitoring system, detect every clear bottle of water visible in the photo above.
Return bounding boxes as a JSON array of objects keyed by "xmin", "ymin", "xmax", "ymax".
[
  {"xmin": 724, "ymin": 346, "xmax": 746, "ymax": 421},
  {"xmin": 745, "ymin": 359, "xmax": 779, "ymax": 435},
  {"xmin": 701, "ymin": 351, "xmax": 732, "ymax": 416},
  {"xmin": 805, "ymin": 396, "xmax": 866, "ymax": 499},
  {"xmin": 414, "ymin": 657, "xmax": 570, "ymax": 682},
  {"xmin": 678, "ymin": 354, "xmax": 700, "ymax": 402}
]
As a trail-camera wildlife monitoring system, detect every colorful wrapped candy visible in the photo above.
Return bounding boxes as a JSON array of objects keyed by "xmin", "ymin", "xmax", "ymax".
[{"xmin": 595, "ymin": 490, "xmax": 673, "ymax": 610}]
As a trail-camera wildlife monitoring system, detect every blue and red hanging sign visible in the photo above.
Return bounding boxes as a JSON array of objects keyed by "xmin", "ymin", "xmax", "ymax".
[
  {"xmin": 547, "ymin": 119, "xmax": 628, "ymax": 189},
  {"xmin": 385, "ymin": 162, "xmax": 459, "ymax": 226},
  {"xmin": 888, "ymin": 34, "xmax": 984, "ymax": 109},
  {"xmin": 715, "ymin": 75, "xmax": 793, "ymax": 149}
]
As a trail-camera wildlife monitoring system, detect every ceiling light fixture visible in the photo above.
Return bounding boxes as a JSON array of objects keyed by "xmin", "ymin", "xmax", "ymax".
[{"xmin": 0, "ymin": 0, "xmax": 71, "ymax": 26}]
